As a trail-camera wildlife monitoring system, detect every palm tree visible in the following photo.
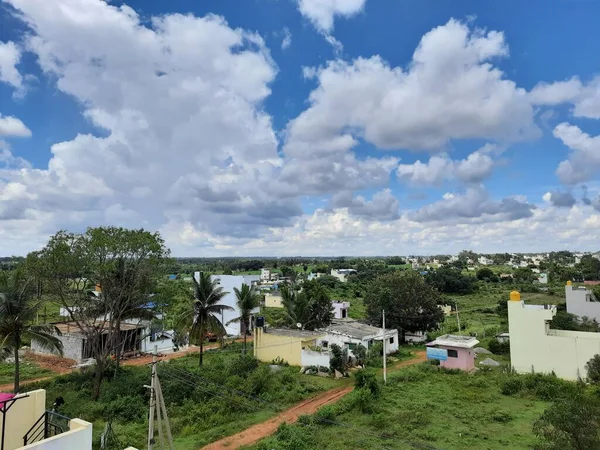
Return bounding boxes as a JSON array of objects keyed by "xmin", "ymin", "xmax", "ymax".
[
  {"xmin": 227, "ymin": 284, "xmax": 261, "ymax": 355},
  {"xmin": 0, "ymin": 268, "xmax": 63, "ymax": 392},
  {"xmin": 178, "ymin": 272, "xmax": 232, "ymax": 366},
  {"xmin": 280, "ymin": 286, "xmax": 311, "ymax": 329}
]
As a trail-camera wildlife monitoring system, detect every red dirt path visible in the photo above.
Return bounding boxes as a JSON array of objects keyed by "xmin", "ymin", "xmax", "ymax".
[{"xmin": 202, "ymin": 350, "xmax": 427, "ymax": 450}]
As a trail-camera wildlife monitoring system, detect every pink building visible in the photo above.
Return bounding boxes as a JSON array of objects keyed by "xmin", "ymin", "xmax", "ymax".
[{"xmin": 427, "ymin": 334, "xmax": 479, "ymax": 371}]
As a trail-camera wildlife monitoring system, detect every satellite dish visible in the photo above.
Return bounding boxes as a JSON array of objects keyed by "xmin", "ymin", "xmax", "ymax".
[{"xmin": 296, "ymin": 323, "xmax": 302, "ymax": 329}]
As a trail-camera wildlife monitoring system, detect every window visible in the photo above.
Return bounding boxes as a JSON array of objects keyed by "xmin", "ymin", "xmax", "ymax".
[
  {"xmin": 447, "ymin": 349, "xmax": 458, "ymax": 358},
  {"xmin": 389, "ymin": 337, "xmax": 394, "ymax": 345},
  {"xmin": 347, "ymin": 343, "xmax": 357, "ymax": 351},
  {"xmin": 322, "ymin": 341, "xmax": 329, "ymax": 348},
  {"xmin": 368, "ymin": 339, "xmax": 374, "ymax": 347}
]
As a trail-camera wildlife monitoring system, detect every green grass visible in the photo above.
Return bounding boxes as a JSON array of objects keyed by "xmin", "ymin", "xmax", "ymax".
[
  {"xmin": 251, "ymin": 363, "xmax": 551, "ymax": 450},
  {"xmin": 0, "ymin": 358, "xmax": 53, "ymax": 386},
  {"xmin": 23, "ymin": 344, "xmax": 340, "ymax": 449}
]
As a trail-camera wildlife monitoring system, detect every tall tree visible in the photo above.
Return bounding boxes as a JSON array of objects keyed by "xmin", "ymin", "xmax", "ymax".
[
  {"xmin": 280, "ymin": 282, "xmax": 333, "ymax": 330},
  {"xmin": 30, "ymin": 227, "xmax": 169, "ymax": 399},
  {"xmin": 228, "ymin": 283, "xmax": 261, "ymax": 354},
  {"xmin": 364, "ymin": 270, "xmax": 444, "ymax": 342},
  {"xmin": 0, "ymin": 267, "xmax": 63, "ymax": 392},
  {"xmin": 178, "ymin": 272, "xmax": 232, "ymax": 366}
]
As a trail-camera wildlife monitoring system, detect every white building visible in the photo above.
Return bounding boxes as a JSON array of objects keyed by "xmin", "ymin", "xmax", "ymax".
[
  {"xmin": 566, "ymin": 281, "xmax": 600, "ymax": 322},
  {"xmin": 331, "ymin": 301, "xmax": 350, "ymax": 319},
  {"xmin": 508, "ymin": 291, "xmax": 600, "ymax": 380},
  {"xmin": 478, "ymin": 256, "xmax": 493, "ymax": 266},
  {"xmin": 260, "ymin": 268, "xmax": 271, "ymax": 282},
  {"xmin": 194, "ymin": 272, "xmax": 260, "ymax": 336},
  {"xmin": 317, "ymin": 319, "xmax": 399, "ymax": 357},
  {"xmin": 330, "ymin": 269, "xmax": 356, "ymax": 283}
]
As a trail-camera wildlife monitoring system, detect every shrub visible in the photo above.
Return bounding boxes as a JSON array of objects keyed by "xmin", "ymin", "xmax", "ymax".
[
  {"xmin": 354, "ymin": 370, "xmax": 381, "ymax": 397},
  {"xmin": 586, "ymin": 354, "xmax": 600, "ymax": 383},
  {"xmin": 353, "ymin": 344, "xmax": 367, "ymax": 366},
  {"xmin": 329, "ymin": 344, "xmax": 346, "ymax": 374},
  {"xmin": 501, "ymin": 378, "xmax": 524, "ymax": 396},
  {"xmin": 352, "ymin": 387, "xmax": 375, "ymax": 413},
  {"xmin": 104, "ymin": 395, "xmax": 146, "ymax": 422},
  {"xmin": 228, "ymin": 355, "xmax": 259, "ymax": 378},
  {"xmin": 488, "ymin": 339, "xmax": 510, "ymax": 355},
  {"xmin": 490, "ymin": 410, "xmax": 513, "ymax": 423},
  {"xmin": 315, "ymin": 405, "xmax": 336, "ymax": 424}
]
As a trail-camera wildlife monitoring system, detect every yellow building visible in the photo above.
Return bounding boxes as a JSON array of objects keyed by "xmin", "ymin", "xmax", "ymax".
[
  {"xmin": 264, "ymin": 292, "xmax": 283, "ymax": 308},
  {"xmin": 254, "ymin": 327, "xmax": 328, "ymax": 366}
]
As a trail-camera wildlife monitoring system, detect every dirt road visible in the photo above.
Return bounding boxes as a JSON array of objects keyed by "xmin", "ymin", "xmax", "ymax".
[{"xmin": 202, "ymin": 350, "xmax": 427, "ymax": 450}]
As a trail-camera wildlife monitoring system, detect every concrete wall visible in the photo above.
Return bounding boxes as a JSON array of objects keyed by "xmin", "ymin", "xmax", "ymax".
[
  {"xmin": 331, "ymin": 302, "xmax": 349, "ymax": 319},
  {"xmin": 566, "ymin": 284, "xmax": 600, "ymax": 322},
  {"xmin": 31, "ymin": 333, "xmax": 83, "ymax": 362},
  {"xmin": 19, "ymin": 419, "xmax": 92, "ymax": 450},
  {"xmin": 139, "ymin": 332, "xmax": 174, "ymax": 354},
  {"xmin": 317, "ymin": 330, "xmax": 399, "ymax": 356},
  {"xmin": 301, "ymin": 349, "xmax": 330, "ymax": 367},
  {"xmin": 264, "ymin": 293, "xmax": 283, "ymax": 308},
  {"xmin": 254, "ymin": 328, "xmax": 322, "ymax": 366},
  {"xmin": 0, "ymin": 389, "xmax": 45, "ymax": 450},
  {"xmin": 509, "ymin": 300, "xmax": 600, "ymax": 380},
  {"xmin": 439, "ymin": 346, "xmax": 475, "ymax": 371}
]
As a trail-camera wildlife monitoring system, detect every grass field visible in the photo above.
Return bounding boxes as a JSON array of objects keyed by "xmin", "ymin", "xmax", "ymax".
[
  {"xmin": 0, "ymin": 358, "xmax": 53, "ymax": 386},
  {"xmin": 251, "ymin": 362, "xmax": 551, "ymax": 450},
  {"xmin": 25, "ymin": 344, "xmax": 340, "ymax": 449}
]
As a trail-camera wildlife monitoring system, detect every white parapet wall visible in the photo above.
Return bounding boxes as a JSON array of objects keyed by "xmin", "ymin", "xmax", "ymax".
[
  {"xmin": 565, "ymin": 282, "xmax": 600, "ymax": 322},
  {"xmin": 508, "ymin": 296, "xmax": 600, "ymax": 380},
  {"xmin": 19, "ymin": 419, "xmax": 93, "ymax": 450}
]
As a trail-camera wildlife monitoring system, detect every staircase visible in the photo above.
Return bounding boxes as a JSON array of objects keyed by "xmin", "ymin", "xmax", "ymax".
[{"xmin": 23, "ymin": 410, "xmax": 71, "ymax": 446}]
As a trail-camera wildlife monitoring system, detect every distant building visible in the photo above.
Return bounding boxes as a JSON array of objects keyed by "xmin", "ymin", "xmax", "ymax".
[
  {"xmin": 331, "ymin": 301, "xmax": 350, "ymax": 319},
  {"xmin": 264, "ymin": 292, "xmax": 283, "ymax": 308},
  {"xmin": 307, "ymin": 272, "xmax": 325, "ymax": 281},
  {"xmin": 478, "ymin": 256, "xmax": 493, "ymax": 266},
  {"xmin": 565, "ymin": 281, "xmax": 600, "ymax": 322},
  {"xmin": 537, "ymin": 273, "xmax": 548, "ymax": 284},
  {"xmin": 426, "ymin": 334, "xmax": 479, "ymax": 372},
  {"xmin": 509, "ymin": 290, "xmax": 600, "ymax": 380},
  {"xmin": 260, "ymin": 268, "xmax": 271, "ymax": 282},
  {"xmin": 330, "ymin": 269, "xmax": 357, "ymax": 283}
]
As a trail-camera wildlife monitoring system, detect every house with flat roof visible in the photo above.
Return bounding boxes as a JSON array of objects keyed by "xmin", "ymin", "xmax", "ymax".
[
  {"xmin": 253, "ymin": 326, "xmax": 329, "ymax": 367},
  {"xmin": 427, "ymin": 334, "xmax": 479, "ymax": 371},
  {"xmin": 318, "ymin": 319, "xmax": 398, "ymax": 356},
  {"xmin": 330, "ymin": 269, "xmax": 356, "ymax": 283},
  {"xmin": 509, "ymin": 290, "xmax": 600, "ymax": 380},
  {"xmin": 331, "ymin": 301, "xmax": 350, "ymax": 319}
]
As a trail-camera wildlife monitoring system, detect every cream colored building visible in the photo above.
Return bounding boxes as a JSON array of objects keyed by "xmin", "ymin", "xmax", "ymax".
[
  {"xmin": 253, "ymin": 327, "xmax": 328, "ymax": 367},
  {"xmin": 0, "ymin": 389, "xmax": 138, "ymax": 450},
  {"xmin": 264, "ymin": 292, "xmax": 283, "ymax": 308},
  {"xmin": 508, "ymin": 291, "xmax": 600, "ymax": 380}
]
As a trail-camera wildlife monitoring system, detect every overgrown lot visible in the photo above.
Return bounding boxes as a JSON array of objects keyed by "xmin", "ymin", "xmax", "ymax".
[
  {"xmin": 26, "ymin": 344, "xmax": 339, "ymax": 449},
  {"xmin": 252, "ymin": 363, "xmax": 566, "ymax": 450}
]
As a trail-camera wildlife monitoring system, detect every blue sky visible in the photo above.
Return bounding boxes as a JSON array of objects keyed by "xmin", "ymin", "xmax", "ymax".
[{"xmin": 0, "ymin": 0, "xmax": 599, "ymax": 256}]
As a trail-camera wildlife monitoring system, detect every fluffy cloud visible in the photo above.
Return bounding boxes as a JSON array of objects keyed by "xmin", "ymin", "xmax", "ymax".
[
  {"xmin": 553, "ymin": 123, "xmax": 600, "ymax": 184},
  {"xmin": 330, "ymin": 189, "xmax": 399, "ymax": 220},
  {"xmin": 396, "ymin": 146, "xmax": 495, "ymax": 186},
  {"xmin": 530, "ymin": 76, "xmax": 600, "ymax": 119},
  {"xmin": 0, "ymin": 0, "xmax": 303, "ymax": 241},
  {"xmin": 410, "ymin": 187, "xmax": 536, "ymax": 223},
  {"xmin": 296, "ymin": 0, "xmax": 366, "ymax": 33},
  {"xmin": 0, "ymin": 41, "xmax": 23, "ymax": 91},
  {"xmin": 543, "ymin": 190, "xmax": 576, "ymax": 208},
  {"xmin": 0, "ymin": 115, "xmax": 31, "ymax": 137},
  {"xmin": 286, "ymin": 19, "xmax": 537, "ymax": 156}
]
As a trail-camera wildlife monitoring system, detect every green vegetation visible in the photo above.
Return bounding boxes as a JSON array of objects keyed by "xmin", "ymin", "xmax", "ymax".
[
  {"xmin": 0, "ymin": 358, "xmax": 53, "ymax": 386},
  {"xmin": 252, "ymin": 364, "xmax": 556, "ymax": 450},
  {"xmin": 26, "ymin": 346, "xmax": 339, "ymax": 449}
]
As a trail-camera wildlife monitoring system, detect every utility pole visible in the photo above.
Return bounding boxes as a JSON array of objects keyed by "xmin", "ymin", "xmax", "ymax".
[
  {"xmin": 147, "ymin": 345, "xmax": 157, "ymax": 450},
  {"xmin": 382, "ymin": 310, "xmax": 387, "ymax": 385},
  {"xmin": 456, "ymin": 302, "xmax": 461, "ymax": 333}
]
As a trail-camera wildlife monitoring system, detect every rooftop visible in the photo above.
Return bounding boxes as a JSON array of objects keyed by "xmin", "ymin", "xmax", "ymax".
[
  {"xmin": 431, "ymin": 334, "xmax": 479, "ymax": 349},
  {"xmin": 325, "ymin": 319, "xmax": 394, "ymax": 339},
  {"xmin": 265, "ymin": 328, "xmax": 326, "ymax": 339},
  {"xmin": 53, "ymin": 321, "xmax": 144, "ymax": 335}
]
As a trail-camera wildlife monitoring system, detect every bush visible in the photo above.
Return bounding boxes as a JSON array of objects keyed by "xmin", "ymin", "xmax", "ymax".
[
  {"xmin": 352, "ymin": 387, "xmax": 375, "ymax": 413},
  {"xmin": 329, "ymin": 344, "xmax": 346, "ymax": 374},
  {"xmin": 315, "ymin": 405, "xmax": 336, "ymax": 424},
  {"xmin": 353, "ymin": 344, "xmax": 367, "ymax": 366},
  {"xmin": 501, "ymin": 378, "xmax": 524, "ymax": 396},
  {"xmin": 488, "ymin": 339, "xmax": 510, "ymax": 355},
  {"xmin": 586, "ymin": 354, "xmax": 600, "ymax": 383},
  {"xmin": 490, "ymin": 410, "xmax": 513, "ymax": 423},
  {"xmin": 354, "ymin": 370, "xmax": 380, "ymax": 397}
]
